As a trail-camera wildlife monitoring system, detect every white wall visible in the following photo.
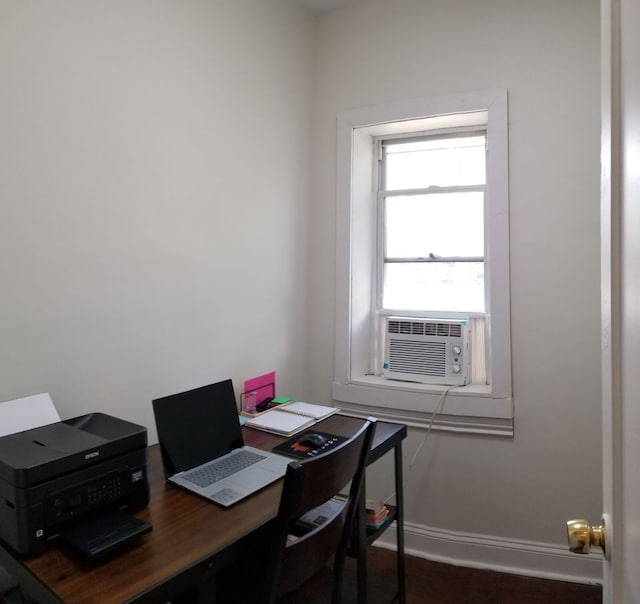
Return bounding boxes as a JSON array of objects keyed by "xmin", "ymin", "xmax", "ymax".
[
  {"xmin": 310, "ymin": 0, "xmax": 603, "ymax": 581},
  {"xmin": 0, "ymin": 0, "xmax": 314, "ymax": 442}
]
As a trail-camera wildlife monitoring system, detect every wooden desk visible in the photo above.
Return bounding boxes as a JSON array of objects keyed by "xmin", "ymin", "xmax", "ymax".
[{"xmin": 0, "ymin": 415, "xmax": 405, "ymax": 604}]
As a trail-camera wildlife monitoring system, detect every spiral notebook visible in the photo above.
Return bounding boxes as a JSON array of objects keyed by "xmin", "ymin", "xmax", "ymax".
[{"xmin": 245, "ymin": 402, "xmax": 340, "ymax": 436}]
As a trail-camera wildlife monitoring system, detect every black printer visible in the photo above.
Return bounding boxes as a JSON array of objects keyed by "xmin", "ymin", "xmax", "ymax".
[{"xmin": 0, "ymin": 412, "xmax": 149, "ymax": 556}]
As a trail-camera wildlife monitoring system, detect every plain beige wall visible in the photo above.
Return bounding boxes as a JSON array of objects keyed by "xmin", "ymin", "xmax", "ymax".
[
  {"xmin": 0, "ymin": 0, "xmax": 314, "ymax": 441},
  {"xmin": 309, "ymin": 0, "xmax": 602, "ymax": 580}
]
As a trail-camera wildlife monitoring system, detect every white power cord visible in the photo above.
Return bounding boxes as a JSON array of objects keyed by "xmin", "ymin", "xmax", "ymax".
[
  {"xmin": 408, "ymin": 385, "xmax": 456, "ymax": 472},
  {"xmin": 378, "ymin": 385, "xmax": 457, "ymax": 506}
]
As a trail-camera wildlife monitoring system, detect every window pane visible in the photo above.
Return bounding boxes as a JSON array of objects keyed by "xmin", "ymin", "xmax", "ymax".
[
  {"xmin": 383, "ymin": 262, "xmax": 485, "ymax": 312},
  {"xmin": 385, "ymin": 193, "xmax": 484, "ymax": 258},
  {"xmin": 385, "ymin": 135, "xmax": 485, "ymax": 190}
]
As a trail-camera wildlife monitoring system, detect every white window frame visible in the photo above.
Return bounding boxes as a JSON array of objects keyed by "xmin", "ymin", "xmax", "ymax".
[{"xmin": 333, "ymin": 90, "xmax": 513, "ymax": 435}]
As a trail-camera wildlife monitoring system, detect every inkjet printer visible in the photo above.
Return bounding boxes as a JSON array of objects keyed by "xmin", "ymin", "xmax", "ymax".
[{"xmin": 0, "ymin": 412, "xmax": 150, "ymax": 557}]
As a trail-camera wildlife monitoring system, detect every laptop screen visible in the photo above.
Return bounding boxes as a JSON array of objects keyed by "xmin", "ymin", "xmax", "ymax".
[{"xmin": 152, "ymin": 379, "xmax": 244, "ymax": 477}]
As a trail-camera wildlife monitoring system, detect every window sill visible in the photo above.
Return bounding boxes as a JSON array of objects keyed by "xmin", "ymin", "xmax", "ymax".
[{"xmin": 331, "ymin": 376, "xmax": 514, "ymax": 436}]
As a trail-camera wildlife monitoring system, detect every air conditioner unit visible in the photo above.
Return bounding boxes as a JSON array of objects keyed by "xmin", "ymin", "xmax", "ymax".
[{"xmin": 383, "ymin": 317, "xmax": 471, "ymax": 386}]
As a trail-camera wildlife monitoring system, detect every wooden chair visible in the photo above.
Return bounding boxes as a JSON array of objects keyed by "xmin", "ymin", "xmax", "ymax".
[{"xmin": 217, "ymin": 419, "xmax": 374, "ymax": 604}]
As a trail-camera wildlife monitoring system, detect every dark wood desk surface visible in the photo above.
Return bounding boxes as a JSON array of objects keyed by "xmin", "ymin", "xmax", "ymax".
[{"xmin": 0, "ymin": 415, "xmax": 406, "ymax": 604}]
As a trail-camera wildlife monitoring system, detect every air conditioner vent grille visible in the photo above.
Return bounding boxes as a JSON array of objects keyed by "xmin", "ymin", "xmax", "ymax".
[
  {"xmin": 387, "ymin": 319, "xmax": 462, "ymax": 338},
  {"xmin": 387, "ymin": 340, "xmax": 447, "ymax": 377}
]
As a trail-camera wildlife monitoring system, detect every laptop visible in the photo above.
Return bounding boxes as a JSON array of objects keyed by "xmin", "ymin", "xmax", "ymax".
[{"xmin": 152, "ymin": 379, "xmax": 291, "ymax": 507}]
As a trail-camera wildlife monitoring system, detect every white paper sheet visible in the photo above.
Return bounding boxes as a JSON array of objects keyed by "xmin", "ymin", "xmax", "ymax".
[{"xmin": 0, "ymin": 393, "xmax": 61, "ymax": 437}]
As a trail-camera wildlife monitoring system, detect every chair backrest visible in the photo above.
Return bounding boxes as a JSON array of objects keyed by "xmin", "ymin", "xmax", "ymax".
[{"xmin": 260, "ymin": 419, "xmax": 375, "ymax": 604}]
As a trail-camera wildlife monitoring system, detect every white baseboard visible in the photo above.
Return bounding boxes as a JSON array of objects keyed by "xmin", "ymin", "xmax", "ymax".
[{"xmin": 373, "ymin": 521, "xmax": 602, "ymax": 585}]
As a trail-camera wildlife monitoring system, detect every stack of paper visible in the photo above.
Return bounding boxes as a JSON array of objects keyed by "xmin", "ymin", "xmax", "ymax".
[
  {"xmin": 365, "ymin": 500, "xmax": 389, "ymax": 529},
  {"xmin": 0, "ymin": 393, "xmax": 60, "ymax": 437},
  {"xmin": 245, "ymin": 410, "xmax": 315, "ymax": 437}
]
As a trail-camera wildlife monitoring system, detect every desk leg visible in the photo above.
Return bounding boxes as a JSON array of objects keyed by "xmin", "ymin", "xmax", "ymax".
[
  {"xmin": 395, "ymin": 442, "xmax": 406, "ymax": 604},
  {"xmin": 357, "ymin": 470, "xmax": 368, "ymax": 604}
]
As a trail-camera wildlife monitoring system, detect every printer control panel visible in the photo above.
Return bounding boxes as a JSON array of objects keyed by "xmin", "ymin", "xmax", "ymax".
[
  {"xmin": 45, "ymin": 470, "xmax": 131, "ymax": 525},
  {"xmin": 86, "ymin": 473, "xmax": 125, "ymax": 506}
]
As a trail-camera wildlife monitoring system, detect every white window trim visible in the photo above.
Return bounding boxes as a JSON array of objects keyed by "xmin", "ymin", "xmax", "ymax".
[{"xmin": 333, "ymin": 90, "xmax": 513, "ymax": 436}]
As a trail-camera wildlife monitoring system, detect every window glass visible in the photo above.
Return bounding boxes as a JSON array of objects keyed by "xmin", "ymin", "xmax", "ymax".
[
  {"xmin": 385, "ymin": 135, "xmax": 486, "ymax": 190},
  {"xmin": 384, "ymin": 192, "xmax": 484, "ymax": 259},
  {"xmin": 382, "ymin": 133, "xmax": 486, "ymax": 314},
  {"xmin": 383, "ymin": 262, "xmax": 485, "ymax": 312}
]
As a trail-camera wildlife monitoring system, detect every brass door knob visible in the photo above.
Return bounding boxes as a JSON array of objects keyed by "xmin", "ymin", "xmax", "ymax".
[{"xmin": 566, "ymin": 518, "xmax": 606, "ymax": 555}]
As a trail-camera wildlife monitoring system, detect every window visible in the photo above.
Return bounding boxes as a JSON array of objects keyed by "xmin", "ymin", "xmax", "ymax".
[{"xmin": 333, "ymin": 90, "xmax": 513, "ymax": 435}]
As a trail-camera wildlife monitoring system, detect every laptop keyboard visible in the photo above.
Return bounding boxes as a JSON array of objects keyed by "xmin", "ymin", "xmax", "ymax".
[{"xmin": 183, "ymin": 449, "xmax": 267, "ymax": 488}]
